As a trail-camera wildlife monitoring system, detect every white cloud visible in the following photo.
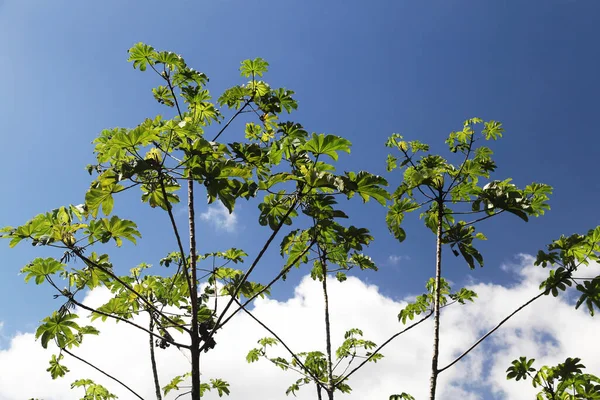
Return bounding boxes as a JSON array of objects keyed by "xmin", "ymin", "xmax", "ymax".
[
  {"xmin": 0, "ymin": 256, "xmax": 599, "ymax": 400},
  {"xmin": 199, "ymin": 202, "xmax": 238, "ymax": 233},
  {"xmin": 388, "ymin": 254, "xmax": 410, "ymax": 265}
]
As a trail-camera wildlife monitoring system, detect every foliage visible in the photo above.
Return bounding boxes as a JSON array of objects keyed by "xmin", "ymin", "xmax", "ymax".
[
  {"xmin": 1, "ymin": 42, "xmax": 387, "ymax": 399},
  {"xmin": 2, "ymin": 42, "xmax": 599, "ymax": 400},
  {"xmin": 246, "ymin": 328, "xmax": 382, "ymax": 396},
  {"xmin": 507, "ymin": 357, "xmax": 600, "ymax": 399},
  {"xmin": 386, "ymin": 118, "xmax": 551, "ymax": 268}
]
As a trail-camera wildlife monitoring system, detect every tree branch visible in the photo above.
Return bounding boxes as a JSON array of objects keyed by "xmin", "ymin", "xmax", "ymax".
[
  {"xmin": 218, "ymin": 238, "xmax": 316, "ymax": 328},
  {"xmin": 438, "ymin": 291, "xmax": 545, "ymax": 373},
  {"xmin": 63, "ymin": 348, "xmax": 144, "ymax": 400},
  {"xmin": 204, "ymin": 196, "xmax": 301, "ymax": 349},
  {"xmin": 338, "ymin": 310, "xmax": 433, "ymax": 385},
  {"xmin": 233, "ymin": 298, "xmax": 326, "ymax": 390}
]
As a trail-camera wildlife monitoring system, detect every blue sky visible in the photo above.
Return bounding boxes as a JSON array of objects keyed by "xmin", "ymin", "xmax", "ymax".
[{"xmin": 1, "ymin": 1, "xmax": 599, "ymax": 396}]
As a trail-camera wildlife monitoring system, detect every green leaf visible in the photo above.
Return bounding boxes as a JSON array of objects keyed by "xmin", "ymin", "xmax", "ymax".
[
  {"xmin": 344, "ymin": 171, "xmax": 389, "ymax": 205},
  {"xmin": 246, "ymin": 348, "xmax": 261, "ymax": 363},
  {"xmin": 21, "ymin": 258, "xmax": 65, "ymax": 284},
  {"xmin": 240, "ymin": 58, "xmax": 269, "ymax": 78},
  {"xmin": 302, "ymin": 133, "xmax": 352, "ymax": 161},
  {"xmin": 85, "ymin": 184, "xmax": 124, "ymax": 218},
  {"xmin": 87, "ymin": 216, "xmax": 141, "ymax": 247},
  {"xmin": 389, "ymin": 393, "xmax": 415, "ymax": 400},
  {"xmin": 210, "ymin": 378, "xmax": 231, "ymax": 397},
  {"xmin": 35, "ymin": 312, "xmax": 82, "ymax": 349},
  {"xmin": 386, "ymin": 198, "xmax": 419, "ymax": 242},
  {"xmin": 163, "ymin": 373, "xmax": 191, "ymax": 396},
  {"xmin": 482, "ymin": 120, "xmax": 504, "ymax": 140},
  {"xmin": 47, "ymin": 354, "xmax": 69, "ymax": 379},
  {"xmin": 127, "ymin": 42, "xmax": 156, "ymax": 71}
]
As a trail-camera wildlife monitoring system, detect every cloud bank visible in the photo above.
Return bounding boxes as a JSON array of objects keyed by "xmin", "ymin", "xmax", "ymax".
[
  {"xmin": 0, "ymin": 255, "xmax": 598, "ymax": 400},
  {"xmin": 199, "ymin": 203, "xmax": 238, "ymax": 233}
]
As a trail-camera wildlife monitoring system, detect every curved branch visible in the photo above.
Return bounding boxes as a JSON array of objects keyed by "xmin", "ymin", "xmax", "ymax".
[
  {"xmin": 212, "ymin": 99, "xmax": 252, "ymax": 142},
  {"xmin": 204, "ymin": 196, "xmax": 301, "ymax": 349},
  {"xmin": 338, "ymin": 310, "xmax": 433, "ymax": 385},
  {"xmin": 63, "ymin": 348, "xmax": 144, "ymax": 400},
  {"xmin": 218, "ymin": 238, "xmax": 316, "ymax": 328},
  {"xmin": 438, "ymin": 291, "xmax": 544, "ymax": 373},
  {"xmin": 233, "ymin": 298, "xmax": 326, "ymax": 390},
  {"xmin": 71, "ymin": 295, "xmax": 189, "ymax": 349},
  {"xmin": 158, "ymin": 175, "xmax": 193, "ymax": 315},
  {"xmin": 73, "ymin": 250, "xmax": 188, "ymax": 333},
  {"xmin": 44, "ymin": 275, "xmax": 188, "ymax": 349}
]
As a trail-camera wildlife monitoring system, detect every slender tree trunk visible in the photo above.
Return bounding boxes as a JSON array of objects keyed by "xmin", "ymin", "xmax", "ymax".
[
  {"xmin": 320, "ymin": 256, "xmax": 335, "ymax": 400},
  {"xmin": 188, "ymin": 180, "xmax": 201, "ymax": 399},
  {"xmin": 429, "ymin": 199, "xmax": 444, "ymax": 400},
  {"xmin": 148, "ymin": 315, "xmax": 162, "ymax": 400}
]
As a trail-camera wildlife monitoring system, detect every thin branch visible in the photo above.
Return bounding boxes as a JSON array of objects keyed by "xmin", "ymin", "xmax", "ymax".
[
  {"xmin": 219, "ymin": 238, "xmax": 316, "ymax": 327},
  {"xmin": 233, "ymin": 298, "xmax": 326, "ymax": 390},
  {"xmin": 212, "ymin": 99, "xmax": 252, "ymax": 142},
  {"xmin": 443, "ymin": 210, "xmax": 504, "ymax": 233},
  {"xmin": 205, "ymin": 196, "xmax": 301, "ymax": 347},
  {"xmin": 158, "ymin": 176, "xmax": 193, "ymax": 310},
  {"xmin": 65, "ymin": 291, "xmax": 188, "ymax": 349},
  {"xmin": 72, "ymin": 249, "xmax": 187, "ymax": 332},
  {"xmin": 63, "ymin": 348, "xmax": 144, "ymax": 400},
  {"xmin": 338, "ymin": 310, "xmax": 433, "ymax": 385},
  {"xmin": 399, "ymin": 148, "xmax": 438, "ymax": 199},
  {"xmin": 438, "ymin": 291, "xmax": 545, "ymax": 373},
  {"xmin": 174, "ymin": 390, "xmax": 192, "ymax": 400},
  {"xmin": 445, "ymin": 209, "xmax": 490, "ymax": 216},
  {"xmin": 44, "ymin": 274, "xmax": 186, "ymax": 349},
  {"xmin": 444, "ymin": 132, "xmax": 475, "ymax": 197},
  {"xmin": 162, "ymin": 67, "xmax": 183, "ymax": 118}
]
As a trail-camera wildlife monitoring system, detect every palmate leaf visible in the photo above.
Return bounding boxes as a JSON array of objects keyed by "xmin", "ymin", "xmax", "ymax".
[
  {"xmin": 163, "ymin": 372, "xmax": 191, "ymax": 395},
  {"xmin": 47, "ymin": 354, "xmax": 69, "ymax": 379},
  {"xmin": 506, "ymin": 357, "xmax": 536, "ymax": 381},
  {"xmin": 21, "ymin": 257, "xmax": 65, "ymax": 284},
  {"xmin": 218, "ymin": 85, "xmax": 252, "ymax": 108},
  {"xmin": 240, "ymin": 58, "xmax": 269, "ymax": 78},
  {"xmin": 386, "ymin": 198, "xmax": 419, "ymax": 242},
  {"xmin": 3, "ymin": 213, "xmax": 53, "ymax": 248},
  {"xmin": 98, "ymin": 216, "xmax": 141, "ymax": 247},
  {"xmin": 85, "ymin": 184, "xmax": 124, "ymax": 218},
  {"xmin": 152, "ymin": 85, "xmax": 175, "ymax": 107},
  {"xmin": 127, "ymin": 42, "xmax": 156, "ymax": 71},
  {"xmin": 210, "ymin": 378, "xmax": 231, "ymax": 397},
  {"xmin": 449, "ymin": 287, "xmax": 478, "ymax": 304},
  {"xmin": 71, "ymin": 379, "xmax": 117, "ymax": 400},
  {"xmin": 35, "ymin": 312, "xmax": 82, "ymax": 349},
  {"xmin": 302, "ymin": 133, "xmax": 351, "ymax": 161},
  {"xmin": 154, "ymin": 50, "xmax": 184, "ymax": 69},
  {"xmin": 109, "ymin": 125, "xmax": 158, "ymax": 150},
  {"xmin": 575, "ymin": 278, "xmax": 600, "ymax": 316},
  {"xmin": 174, "ymin": 67, "xmax": 208, "ymax": 88},
  {"xmin": 344, "ymin": 171, "xmax": 389, "ymax": 205},
  {"xmin": 141, "ymin": 183, "xmax": 180, "ymax": 210},
  {"xmin": 258, "ymin": 192, "xmax": 298, "ymax": 230},
  {"xmin": 482, "ymin": 120, "xmax": 504, "ymax": 140},
  {"xmin": 273, "ymin": 88, "xmax": 298, "ymax": 113}
]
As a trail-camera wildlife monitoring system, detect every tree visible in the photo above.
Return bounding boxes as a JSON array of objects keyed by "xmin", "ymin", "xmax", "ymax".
[
  {"xmin": 2, "ymin": 43, "xmax": 599, "ymax": 400},
  {"xmin": 2, "ymin": 43, "xmax": 388, "ymax": 399},
  {"xmin": 384, "ymin": 121, "xmax": 600, "ymax": 399}
]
